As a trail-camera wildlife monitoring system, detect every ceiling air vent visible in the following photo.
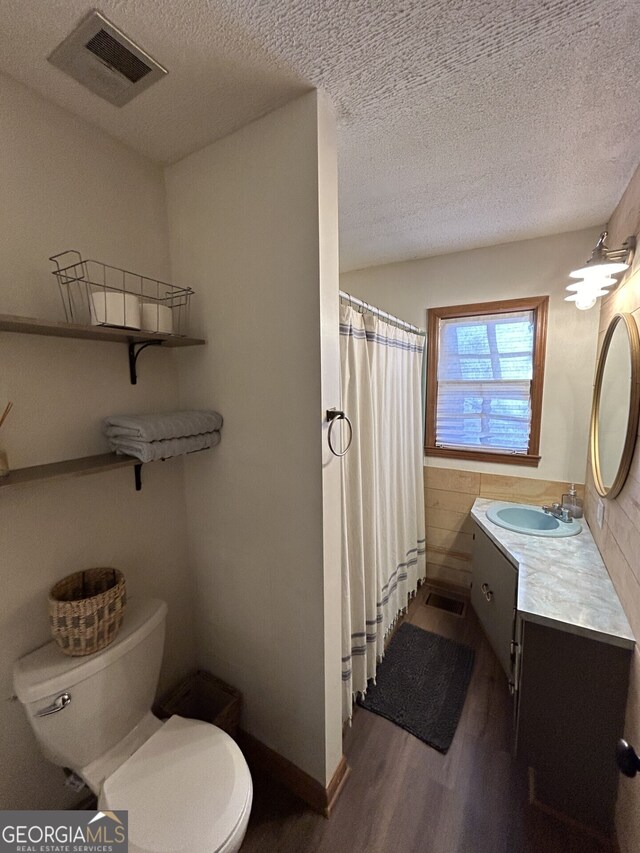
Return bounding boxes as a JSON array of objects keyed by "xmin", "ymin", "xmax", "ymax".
[{"xmin": 48, "ymin": 10, "xmax": 167, "ymax": 107}]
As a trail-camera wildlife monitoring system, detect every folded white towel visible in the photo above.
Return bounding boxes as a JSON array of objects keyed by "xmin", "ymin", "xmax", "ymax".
[
  {"xmin": 104, "ymin": 410, "xmax": 222, "ymax": 442},
  {"xmin": 110, "ymin": 431, "xmax": 221, "ymax": 463}
]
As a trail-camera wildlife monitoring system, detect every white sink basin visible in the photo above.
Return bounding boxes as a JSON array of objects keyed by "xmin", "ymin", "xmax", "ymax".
[{"xmin": 486, "ymin": 503, "xmax": 582, "ymax": 537}]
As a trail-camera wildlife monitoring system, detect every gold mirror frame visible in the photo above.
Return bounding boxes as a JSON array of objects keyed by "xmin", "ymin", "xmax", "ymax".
[{"xmin": 590, "ymin": 312, "xmax": 640, "ymax": 499}]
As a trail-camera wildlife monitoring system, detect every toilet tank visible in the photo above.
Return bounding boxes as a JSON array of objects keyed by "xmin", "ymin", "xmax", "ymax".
[{"xmin": 13, "ymin": 598, "xmax": 167, "ymax": 772}]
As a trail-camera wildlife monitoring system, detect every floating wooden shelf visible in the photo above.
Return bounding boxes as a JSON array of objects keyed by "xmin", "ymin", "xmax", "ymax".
[
  {"xmin": 0, "ymin": 453, "xmax": 139, "ymax": 491},
  {"xmin": 0, "ymin": 315, "xmax": 210, "ymax": 488},
  {"xmin": 0, "ymin": 313, "xmax": 206, "ymax": 383},
  {"xmin": 0, "ymin": 313, "xmax": 205, "ymax": 347}
]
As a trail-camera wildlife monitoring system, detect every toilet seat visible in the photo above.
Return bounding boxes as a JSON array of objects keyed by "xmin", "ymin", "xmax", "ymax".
[{"xmin": 99, "ymin": 715, "xmax": 252, "ymax": 853}]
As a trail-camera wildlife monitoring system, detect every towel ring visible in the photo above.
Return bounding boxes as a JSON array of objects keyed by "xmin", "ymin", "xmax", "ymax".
[{"xmin": 326, "ymin": 409, "xmax": 353, "ymax": 457}]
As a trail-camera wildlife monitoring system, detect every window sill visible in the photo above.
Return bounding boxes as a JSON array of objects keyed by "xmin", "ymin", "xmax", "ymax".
[{"xmin": 424, "ymin": 446, "xmax": 541, "ymax": 467}]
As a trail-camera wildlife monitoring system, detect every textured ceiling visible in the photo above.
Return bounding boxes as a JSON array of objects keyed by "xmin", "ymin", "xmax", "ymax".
[{"xmin": 1, "ymin": 0, "xmax": 639, "ymax": 270}]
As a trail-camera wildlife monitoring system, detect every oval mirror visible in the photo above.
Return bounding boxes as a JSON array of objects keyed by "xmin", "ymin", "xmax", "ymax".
[{"xmin": 590, "ymin": 313, "xmax": 640, "ymax": 499}]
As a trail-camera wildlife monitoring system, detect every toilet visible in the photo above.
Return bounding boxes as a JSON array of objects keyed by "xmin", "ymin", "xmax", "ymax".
[{"xmin": 13, "ymin": 598, "xmax": 252, "ymax": 853}]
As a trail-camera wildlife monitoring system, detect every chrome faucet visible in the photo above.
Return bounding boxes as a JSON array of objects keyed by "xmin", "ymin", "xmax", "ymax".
[{"xmin": 542, "ymin": 502, "xmax": 572, "ymax": 523}]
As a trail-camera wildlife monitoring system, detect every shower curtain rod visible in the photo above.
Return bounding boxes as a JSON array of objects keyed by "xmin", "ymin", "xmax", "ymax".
[{"xmin": 339, "ymin": 290, "xmax": 426, "ymax": 336}]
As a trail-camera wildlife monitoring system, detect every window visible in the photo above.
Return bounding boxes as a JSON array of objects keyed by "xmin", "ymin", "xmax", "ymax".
[{"xmin": 425, "ymin": 296, "xmax": 548, "ymax": 466}]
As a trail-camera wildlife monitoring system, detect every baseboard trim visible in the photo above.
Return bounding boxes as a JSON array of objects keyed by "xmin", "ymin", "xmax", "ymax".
[
  {"xmin": 237, "ymin": 729, "xmax": 349, "ymax": 817},
  {"xmin": 324, "ymin": 754, "xmax": 350, "ymax": 815}
]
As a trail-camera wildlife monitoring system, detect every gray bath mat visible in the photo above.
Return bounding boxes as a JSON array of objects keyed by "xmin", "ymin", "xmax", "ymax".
[{"xmin": 357, "ymin": 622, "xmax": 475, "ymax": 753}]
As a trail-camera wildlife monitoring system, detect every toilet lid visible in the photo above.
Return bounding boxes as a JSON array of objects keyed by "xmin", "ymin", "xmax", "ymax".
[{"xmin": 100, "ymin": 715, "xmax": 252, "ymax": 853}]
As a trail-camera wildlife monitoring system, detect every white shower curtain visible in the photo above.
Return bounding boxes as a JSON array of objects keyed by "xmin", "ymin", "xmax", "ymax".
[{"xmin": 340, "ymin": 303, "xmax": 426, "ymax": 722}]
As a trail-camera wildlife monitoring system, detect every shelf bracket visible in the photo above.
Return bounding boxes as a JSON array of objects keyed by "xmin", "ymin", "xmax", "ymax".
[
  {"xmin": 128, "ymin": 341, "xmax": 163, "ymax": 385},
  {"xmin": 134, "ymin": 464, "xmax": 142, "ymax": 491}
]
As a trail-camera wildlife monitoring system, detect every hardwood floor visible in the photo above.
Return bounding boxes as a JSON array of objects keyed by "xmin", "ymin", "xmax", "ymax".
[{"xmin": 241, "ymin": 583, "xmax": 614, "ymax": 853}]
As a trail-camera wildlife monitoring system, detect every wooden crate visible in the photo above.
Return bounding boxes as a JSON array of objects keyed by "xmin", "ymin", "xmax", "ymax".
[{"xmin": 154, "ymin": 669, "xmax": 241, "ymax": 739}]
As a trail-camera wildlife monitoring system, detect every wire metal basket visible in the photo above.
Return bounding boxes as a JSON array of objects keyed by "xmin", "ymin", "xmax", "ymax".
[{"xmin": 50, "ymin": 250, "xmax": 194, "ymax": 336}]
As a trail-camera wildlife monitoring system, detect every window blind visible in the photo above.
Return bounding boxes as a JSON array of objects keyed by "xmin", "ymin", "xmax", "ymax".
[{"xmin": 435, "ymin": 310, "xmax": 534, "ymax": 453}]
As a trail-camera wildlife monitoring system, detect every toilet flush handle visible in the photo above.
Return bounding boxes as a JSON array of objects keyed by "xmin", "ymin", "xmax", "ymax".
[{"xmin": 35, "ymin": 692, "xmax": 71, "ymax": 717}]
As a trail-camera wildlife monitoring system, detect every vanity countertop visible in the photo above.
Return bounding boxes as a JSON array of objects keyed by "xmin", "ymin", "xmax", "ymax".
[{"xmin": 471, "ymin": 498, "xmax": 635, "ymax": 650}]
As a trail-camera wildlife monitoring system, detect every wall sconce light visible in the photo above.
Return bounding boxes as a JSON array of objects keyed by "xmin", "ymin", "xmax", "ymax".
[{"xmin": 565, "ymin": 231, "xmax": 636, "ymax": 310}]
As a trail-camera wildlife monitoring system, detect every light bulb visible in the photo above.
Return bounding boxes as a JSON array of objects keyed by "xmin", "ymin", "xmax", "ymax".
[
  {"xmin": 565, "ymin": 293, "xmax": 597, "ymax": 309},
  {"xmin": 565, "ymin": 275, "xmax": 611, "ymax": 310},
  {"xmin": 575, "ymin": 293, "xmax": 597, "ymax": 311}
]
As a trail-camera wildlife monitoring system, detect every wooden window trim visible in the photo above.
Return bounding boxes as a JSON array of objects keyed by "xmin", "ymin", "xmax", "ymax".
[{"xmin": 425, "ymin": 296, "xmax": 549, "ymax": 467}]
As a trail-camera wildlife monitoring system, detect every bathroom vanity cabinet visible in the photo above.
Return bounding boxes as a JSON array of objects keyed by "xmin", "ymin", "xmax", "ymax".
[
  {"xmin": 470, "ymin": 511, "xmax": 634, "ymax": 836},
  {"xmin": 470, "ymin": 526, "xmax": 517, "ymax": 684},
  {"xmin": 514, "ymin": 618, "xmax": 630, "ymax": 834}
]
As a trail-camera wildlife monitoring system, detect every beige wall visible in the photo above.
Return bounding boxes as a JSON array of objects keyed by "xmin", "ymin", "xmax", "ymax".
[
  {"xmin": 341, "ymin": 228, "xmax": 603, "ymax": 484},
  {"xmin": 165, "ymin": 92, "xmax": 343, "ymax": 787},
  {"xmin": 1, "ymin": 75, "xmax": 343, "ymax": 806},
  {"xmin": 0, "ymin": 74, "xmax": 196, "ymax": 809},
  {"xmin": 583, "ymin": 161, "xmax": 640, "ymax": 853}
]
